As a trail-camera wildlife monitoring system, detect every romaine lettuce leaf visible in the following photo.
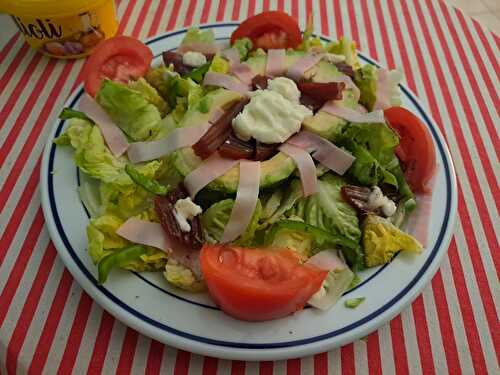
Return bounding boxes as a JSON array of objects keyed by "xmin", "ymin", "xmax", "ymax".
[
  {"xmin": 327, "ymin": 36, "xmax": 360, "ymax": 69},
  {"xmin": 231, "ymin": 37, "xmax": 253, "ymax": 60},
  {"xmin": 57, "ymin": 118, "xmax": 131, "ymax": 185},
  {"xmin": 128, "ymin": 77, "xmax": 169, "ymax": 116},
  {"xmin": 202, "ymin": 199, "xmax": 262, "ymax": 245},
  {"xmin": 355, "ymin": 64, "xmax": 403, "ymax": 111},
  {"xmin": 96, "ymin": 80, "xmax": 162, "ymax": 141},
  {"xmin": 363, "ymin": 214, "xmax": 422, "ymax": 267},
  {"xmin": 339, "ymin": 122, "xmax": 400, "ymax": 187},
  {"xmin": 181, "ymin": 28, "xmax": 215, "ymax": 46},
  {"xmin": 164, "ymin": 259, "xmax": 206, "ymax": 292},
  {"xmin": 284, "ymin": 174, "xmax": 364, "ymax": 269},
  {"xmin": 208, "ymin": 54, "xmax": 230, "ymax": 74},
  {"xmin": 87, "ymin": 214, "xmax": 128, "ymax": 263},
  {"xmin": 264, "ymin": 219, "xmax": 359, "ymax": 260}
]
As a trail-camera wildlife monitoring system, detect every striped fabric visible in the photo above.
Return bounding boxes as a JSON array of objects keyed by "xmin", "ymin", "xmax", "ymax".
[{"xmin": 0, "ymin": 0, "xmax": 498, "ymax": 373}]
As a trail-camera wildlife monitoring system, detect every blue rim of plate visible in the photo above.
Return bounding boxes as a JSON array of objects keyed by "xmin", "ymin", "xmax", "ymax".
[{"xmin": 46, "ymin": 24, "xmax": 453, "ymax": 349}]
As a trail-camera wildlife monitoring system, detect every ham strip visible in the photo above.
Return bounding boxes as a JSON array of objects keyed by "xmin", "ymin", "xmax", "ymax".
[
  {"xmin": 79, "ymin": 94, "xmax": 129, "ymax": 157},
  {"xmin": 184, "ymin": 153, "xmax": 240, "ymax": 198},
  {"xmin": 127, "ymin": 123, "xmax": 211, "ymax": 163},
  {"xmin": 279, "ymin": 143, "xmax": 318, "ymax": 197},
  {"xmin": 221, "ymin": 161, "xmax": 261, "ymax": 243},
  {"xmin": 116, "ymin": 218, "xmax": 171, "ymax": 252},
  {"xmin": 306, "ymin": 249, "xmax": 347, "ymax": 271},
  {"xmin": 117, "ymin": 217, "xmax": 202, "ymax": 276},
  {"xmin": 203, "ymin": 72, "xmax": 250, "ymax": 95},
  {"xmin": 127, "ymin": 108, "xmax": 224, "ymax": 163},
  {"xmin": 231, "ymin": 63, "xmax": 256, "ymax": 85},
  {"xmin": 287, "ymin": 131, "xmax": 355, "ymax": 175},
  {"xmin": 321, "ymin": 101, "xmax": 385, "ymax": 123},
  {"xmin": 287, "ymin": 53, "xmax": 325, "ymax": 81},
  {"xmin": 221, "ymin": 48, "xmax": 240, "ymax": 66},
  {"xmin": 266, "ymin": 49, "xmax": 286, "ymax": 76},
  {"xmin": 405, "ymin": 168, "xmax": 438, "ymax": 247},
  {"xmin": 374, "ymin": 68, "xmax": 403, "ymax": 110},
  {"xmin": 177, "ymin": 42, "xmax": 220, "ymax": 55}
]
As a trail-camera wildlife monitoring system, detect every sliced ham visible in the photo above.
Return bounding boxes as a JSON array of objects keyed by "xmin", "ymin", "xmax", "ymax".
[
  {"xmin": 405, "ymin": 168, "xmax": 437, "ymax": 247},
  {"xmin": 287, "ymin": 53, "xmax": 325, "ymax": 82},
  {"xmin": 221, "ymin": 48, "xmax": 240, "ymax": 66},
  {"xmin": 184, "ymin": 153, "xmax": 240, "ymax": 198},
  {"xmin": 266, "ymin": 49, "xmax": 286, "ymax": 77},
  {"xmin": 321, "ymin": 101, "xmax": 385, "ymax": 123},
  {"xmin": 221, "ymin": 161, "xmax": 261, "ymax": 243},
  {"xmin": 203, "ymin": 71, "xmax": 250, "ymax": 95},
  {"xmin": 177, "ymin": 42, "xmax": 220, "ymax": 55},
  {"xmin": 231, "ymin": 63, "xmax": 256, "ymax": 85},
  {"xmin": 279, "ymin": 143, "xmax": 318, "ymax": 197},
  {"xmin": 287, "ymin": 131, "xmax": 355, "ymax": 175},
  {"xmin": 127, "ymin": 108, "xmax": 224, "ymax": 163},
  {"xmin": 127, "ymin": 123, "xmax": 211, "ymax": 163},
  {"xmin": 116, "ymin": 218, "xmax": 171, "ymax": 252},
  {"xmin": 373, "ymin": 68, "xmax": 403, "ymax": 110},
  {"xmin": 79, "ymin": 94, "xmax": 129, "ymax": 157},
  {"xmin": 306, "ymin": 249, "xmax": 347, "ymax": 271}
]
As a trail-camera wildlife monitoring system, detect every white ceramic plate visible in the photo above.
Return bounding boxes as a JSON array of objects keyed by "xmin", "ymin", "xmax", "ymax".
[{"xmin": 40, "ymin": 24, "xmax": 457, "ymax": 361}]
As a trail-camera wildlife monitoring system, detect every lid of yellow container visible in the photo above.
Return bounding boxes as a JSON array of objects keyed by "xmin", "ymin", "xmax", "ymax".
[{"xmin": 0, "ymin": 0, "xmax": 110, "ymax": 18}]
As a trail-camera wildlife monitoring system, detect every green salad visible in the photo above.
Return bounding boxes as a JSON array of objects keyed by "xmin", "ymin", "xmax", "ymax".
[{"xmin": 55, "ymin": 13, "xmax": 434, "ymax": 322}]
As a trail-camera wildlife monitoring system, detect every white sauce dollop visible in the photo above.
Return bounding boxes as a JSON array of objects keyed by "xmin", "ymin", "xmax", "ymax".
[{"xmin": 232, "ymin": 77, "xmax": 312, "ymax": 143}]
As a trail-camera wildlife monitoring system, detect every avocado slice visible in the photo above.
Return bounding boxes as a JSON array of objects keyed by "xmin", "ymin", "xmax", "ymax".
[
  {"xmin": 173, "ymin": 88, "xmax": 296, "ymax": 193},
  {"xmin": 244, "ymin": 52, "xmax": 358, "ymax": 142}
]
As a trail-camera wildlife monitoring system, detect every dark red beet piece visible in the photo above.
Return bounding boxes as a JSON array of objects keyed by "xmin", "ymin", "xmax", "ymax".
[
  {"xmin": 334, "ymin": 62, "xmax": 356, "ymax": 78},
  {"xmin": 162, "ymin": 51, "xmax": 193, "ymax": 75},
  {"xmin": 219, "ymin": 132, "xmax": 255, "ymax": 160},
  {"xmin": 154, "ymin": 185, "xmax": 204, "ymax": 250},
  {"xmin": 299, "ymin": 94, "xmax": 324, "ymax": 112},
  {"xmin": 251, "ymin": 74, "xmax": 270, "ymax": 90},
  {"xmin": 254, "ymin": 141, "xmax": 279, "ymax": 161},
  {"xmin": 341, "ymin": 185, "xmax": 382, "ymax": 216},
  {"xmin": 192, "ymin": 98, "xmax": 250, "ymax": 159},
  {"xmin": 297, "ymin": 81, "xmax": 346, "ymax": 102}
]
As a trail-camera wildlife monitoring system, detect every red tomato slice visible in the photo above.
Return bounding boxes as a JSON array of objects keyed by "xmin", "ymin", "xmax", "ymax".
[
  {"xmin": 230, "ymin": 11, "xmax": 302, "ymax": 50},
  {"xmin": 83, "ymin": 36, "xmax": 153, "ymax": 97},
  {"xmin": 200, "ymin": 245, "xmax": 327, "ymax": 321},
  {"xmin": 384, "ymin": 107, "xmax": 437, "ymax": 193}
]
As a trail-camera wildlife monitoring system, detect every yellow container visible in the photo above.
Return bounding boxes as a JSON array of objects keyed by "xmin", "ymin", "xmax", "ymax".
[{"xmin": 0, "ymin": 0, "xmax": 118, "ymax": 59}]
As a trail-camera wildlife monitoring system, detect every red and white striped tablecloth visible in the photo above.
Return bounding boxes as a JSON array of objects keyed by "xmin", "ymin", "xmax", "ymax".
[{"xmin": 1, "ymin": 0, "xmax": 498, "ymax": 373}]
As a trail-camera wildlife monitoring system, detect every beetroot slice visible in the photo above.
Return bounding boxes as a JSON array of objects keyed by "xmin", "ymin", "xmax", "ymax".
[
  {"xmin": 154, "ymin": 185, "xmax": 204, "ymax": 250},
  {"xmin": 192, "ymin": 98, "xmax": 250, "ymax": 160}
]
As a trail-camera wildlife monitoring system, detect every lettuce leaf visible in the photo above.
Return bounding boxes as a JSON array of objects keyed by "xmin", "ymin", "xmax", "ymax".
[
  {"xmin": 202, "ymin": 199, "xmax": 262, "ymax": 245},
  {"xmin": 181, "ymin": 28, "xmax": 215, "ymax": 46},
  {"xmin": 208, "ymin": 54, "xmax": 230, "ymax": 74},
  {"xmin": 363, "ymin": 214, "xmax": 422, "ymax": 267},
  {"xmin": 128, "ymin": 77, "xmax": 169, "ymax": 116},
  {"xmin": 355, "ymin": 64, "xmax": 402, "ymax": 111},
  {"xmin": 327, "ymin": 36, "xmax": 360, "ymax": 69},
  {"xmin": 231, "ymin": 37, "xmax": 253, "ymax": 60},
  {"xmin": 264, "ymin": 220, "xmax": 359, "ymax": 260},
  {"xmin": 87, "ymin": 214, "xmax": 128, "ymax": 263},
  {"xmin": 96, "ymin": 80, "xmax": 162, "ymax": 141},
  {"xmin": 339, "ymin": 122, "xmax": 400, "ymax": 187},
  {"xmin": 284, "ymin": 174, "xmax": 364, "ymax": 269}
]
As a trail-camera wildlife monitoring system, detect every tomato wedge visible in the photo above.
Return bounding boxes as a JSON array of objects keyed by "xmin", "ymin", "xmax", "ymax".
[
  {"xmin": 384, "ymin": 107, "xmax": 437, "ymax": 193},
  {"xmin": 83, "ymin": 36, "xmax": 153, "ymax": 97},
  {"xmin": 200, "ymin": 245, "xmax": 327, "ymax": 321},
  {"xmin": 230, "ymin": 11, "xmax": 302, "ymax": 50}
]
